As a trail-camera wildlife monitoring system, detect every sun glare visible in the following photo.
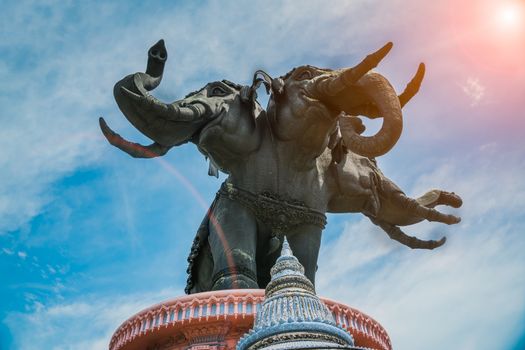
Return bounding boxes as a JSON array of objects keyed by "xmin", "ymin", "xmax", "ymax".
[{"xmin": 495, "ymin": 2, "xmax": 523, "ymax": 30}]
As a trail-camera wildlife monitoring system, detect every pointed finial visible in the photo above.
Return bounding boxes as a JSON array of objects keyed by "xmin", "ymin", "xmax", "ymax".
[{"xmin": 281, "ymin": 236, "xmax": 293, "ymax": 257}]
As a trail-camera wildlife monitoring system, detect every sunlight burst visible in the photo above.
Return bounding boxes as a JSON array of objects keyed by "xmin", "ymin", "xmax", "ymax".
[{"xmin": 495, "ymin": 2, "xmax": 523, "ymax": 30}]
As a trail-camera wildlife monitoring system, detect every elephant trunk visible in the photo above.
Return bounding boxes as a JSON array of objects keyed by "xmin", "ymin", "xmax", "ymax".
[
  {"xmin": 112, "ymin": 40, "xmax": 207, "ymax": 147},
  {"xmin": 339, "ymin": 72, "xmax": 403, "ymax": 158},
  {"xmin": 305, "ymin": 42, "xmax": 403, "ymax": 158}
]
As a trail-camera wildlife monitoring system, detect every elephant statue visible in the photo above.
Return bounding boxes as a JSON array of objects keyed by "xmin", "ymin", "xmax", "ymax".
[{"xmin": 100, "ymin": 40, "xmax": 462, "ymax": 295}]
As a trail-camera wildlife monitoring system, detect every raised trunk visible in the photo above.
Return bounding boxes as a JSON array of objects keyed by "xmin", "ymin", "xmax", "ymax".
[{"xmin": 339, "ymin": 72, "xmax": 403, "ymax": 158}]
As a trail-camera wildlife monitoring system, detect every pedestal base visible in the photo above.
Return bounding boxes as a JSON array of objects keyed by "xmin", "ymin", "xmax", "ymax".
[{"xmin": 109, "ymin": 290, "xmax": 391, "ymax": 350}]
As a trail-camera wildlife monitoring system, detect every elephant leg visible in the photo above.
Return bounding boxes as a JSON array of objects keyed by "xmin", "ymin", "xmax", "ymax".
[
  {"xmin": 369, "ymin": 216, "xmax": 446, "ymax": 250},
  {"xmin": 286, "ymin": 225, "xmax": 322, "ymax": 288},
  {"xmin": 254, "ymin": 222, "xmax": 279, "ymax": 289},
  {"xmin": 390, "ymin": 191, "xmax": 461, "ymax": 225},
  {"xmin": 208, "ymin": 196, "xmax": 259, "ymax": 290}
]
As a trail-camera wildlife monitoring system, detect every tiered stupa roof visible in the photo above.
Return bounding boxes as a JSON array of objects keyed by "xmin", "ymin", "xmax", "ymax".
[{"xmin": 237, "ymin": 238, "xmax": 366, "ymax": 350}]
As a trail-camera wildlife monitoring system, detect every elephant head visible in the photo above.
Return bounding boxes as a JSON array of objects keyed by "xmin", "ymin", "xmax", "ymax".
[
  {"xmin": 263, "ymin": 43, "xmax": 461, "ymax": 250},
  {"xmin": 266, "ymin": 42, "xmax": 425, "ymax": 160},
  {"xmin": 100, "ymin": 40, "xmax": 263, "ymax": 173}
]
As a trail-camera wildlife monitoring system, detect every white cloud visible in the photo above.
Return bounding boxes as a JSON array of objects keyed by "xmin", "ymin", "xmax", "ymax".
[
  {"xmin": 4, "ymin": 288, "xmax": 181, "ymax": 350},
  {"xmin": 460, "ymin": 77, "xmax": 486, "ymax": 106},
  {"xmin": 317, "ymin": 147, "xmax": 525, "ymax": 350},
  {"xmin": 2, "ymin": 247, "xmax": 14, "ymax": 255}
]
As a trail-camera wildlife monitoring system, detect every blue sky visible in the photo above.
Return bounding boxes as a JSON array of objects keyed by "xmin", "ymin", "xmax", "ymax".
[{"xmin": 1, "ymin": 0, "xmax": 525, "ymax": 349}]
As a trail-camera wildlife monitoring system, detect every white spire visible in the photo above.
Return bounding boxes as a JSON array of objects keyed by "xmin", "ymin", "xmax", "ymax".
[{"xmin": 281, "ymin": 236, "xmax": 293, "ymax": 257}]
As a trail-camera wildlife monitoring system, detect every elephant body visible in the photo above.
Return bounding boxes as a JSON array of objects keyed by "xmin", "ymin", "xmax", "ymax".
[{"xmin": 186, "ymin": 110, "xmax": 332, "ymax": 293}]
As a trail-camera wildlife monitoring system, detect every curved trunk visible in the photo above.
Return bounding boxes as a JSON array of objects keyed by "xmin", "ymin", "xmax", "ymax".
[
  {"xmin": 113, "ymin": 40, "xmax": 167, "ymax": 143},
  {"xmin": 339, "ymin": 72, "xmax": 403, "ymax": 158},
  {"xmin": 112, "ymin": 40, "xmax": 207, "ymax": 147}
]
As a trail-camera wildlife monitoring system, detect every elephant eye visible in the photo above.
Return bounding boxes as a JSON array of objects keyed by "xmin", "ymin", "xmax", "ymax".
[{"xmin": 210, "ymin": 86, "xmax": 229, "ymax": 97}]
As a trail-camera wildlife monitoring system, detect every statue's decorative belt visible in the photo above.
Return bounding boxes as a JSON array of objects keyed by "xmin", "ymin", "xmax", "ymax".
[{"xmin": 218, "ymin": 182, "xmax": 327, "ymax": 235}]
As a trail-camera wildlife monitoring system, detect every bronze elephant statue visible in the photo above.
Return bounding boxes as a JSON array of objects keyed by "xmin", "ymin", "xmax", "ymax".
[{"xmin": 100, "ymin": 40, "xmax": 462, "ymax": 294}]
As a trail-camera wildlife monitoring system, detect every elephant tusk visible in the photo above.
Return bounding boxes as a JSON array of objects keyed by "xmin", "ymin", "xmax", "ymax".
[
  {"xmin": 341, "ymin": 41, "xmax": 393, "ymax": 86},
  {"xmin": 99, "ymin": 117, "xmax": 170, "ymax": 158},
  {"xmin": 343, "ymin": 63, "xmax": 426, "ymax": 119},
  {"xmin": 314, "ymin": 42, "xmax": 393, "ymax": 97},
  {"xmin": 399, "ymin": 63, "xmax": 425, "ymax": 108}
]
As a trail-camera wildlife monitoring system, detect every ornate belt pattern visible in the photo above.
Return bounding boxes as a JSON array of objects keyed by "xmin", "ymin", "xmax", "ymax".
[{"xmin": 218, "ymin": 182, "xmax": 327, "ymax": 236}]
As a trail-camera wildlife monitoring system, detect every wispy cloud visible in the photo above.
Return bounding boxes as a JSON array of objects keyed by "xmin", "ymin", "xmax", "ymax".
[
  {"xmin": 2, "ymin": 248, "xmax": 14, "ymax": 255},
  {"xmin": 4, "ymin": 288, "xmax": 180, "ymax": 350},
  {"xmin": 460, "ymin": 77, "xmax": 486, "ymax": 106}
]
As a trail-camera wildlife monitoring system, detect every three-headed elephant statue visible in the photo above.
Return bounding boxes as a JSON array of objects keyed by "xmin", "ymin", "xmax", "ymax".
[{"xmin": 100, "ymin": 40, "xmax": 462, "ymax": 294}]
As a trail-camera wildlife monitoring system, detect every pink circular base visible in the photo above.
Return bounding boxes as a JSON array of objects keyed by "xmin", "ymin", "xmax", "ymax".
[{"xmin": 109, "ymin": 289, "xmax": 391, "ymax": 350}]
